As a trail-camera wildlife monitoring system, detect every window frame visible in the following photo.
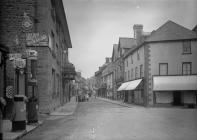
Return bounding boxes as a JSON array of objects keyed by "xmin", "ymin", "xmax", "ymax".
[
  {"xmin": 159, "ymin": 63, "xmax": 168, "ymax": 76},
  {"xmin": 182, "ymin": 62, "xmax": 192, "ymax": 75},
  {"xmin": 135, "ymin": 66, "xmax": 138, "ymax": 79},
  {"xmin": 182, "ymin": 41, "xmax": 191, "ymax": 54},
  {"xmin": 140, "ymin": 64, "xmax": 143, "ymax": 78},
  {"xmin": 137, "ymin": 49, "xmax": 140, "ymax": 60}
]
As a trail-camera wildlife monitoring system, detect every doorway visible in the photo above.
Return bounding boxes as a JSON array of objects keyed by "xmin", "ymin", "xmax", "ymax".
[
  {"xmin": 173, "ymin": 91, "xmax": 182, "ymax": 106},
  {"xmin": 124, "ymin": 91, "xmax": 128, "ymax": 102}
]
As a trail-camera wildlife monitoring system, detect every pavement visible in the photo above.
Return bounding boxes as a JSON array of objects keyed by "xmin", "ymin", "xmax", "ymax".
[{"xmin": 2, "ymin": 96, "xmax": 78, "ymax": 140}]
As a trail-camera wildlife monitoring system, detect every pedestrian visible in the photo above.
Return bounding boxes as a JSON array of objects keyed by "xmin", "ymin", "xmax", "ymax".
[{"xmin": 0, "ymin": 96, "xmax": 6, "ymax": 140}]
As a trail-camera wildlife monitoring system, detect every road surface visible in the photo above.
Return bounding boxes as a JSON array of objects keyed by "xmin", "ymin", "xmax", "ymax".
[{"xmin": 21, "ymin": 97, "xmax": 197, "ymax": 140}]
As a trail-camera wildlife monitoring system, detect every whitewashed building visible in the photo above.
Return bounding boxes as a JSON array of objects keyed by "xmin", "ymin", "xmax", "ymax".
[{"xmin": 122, "ymin": 21, "xmax": 197, "ymax": 107}]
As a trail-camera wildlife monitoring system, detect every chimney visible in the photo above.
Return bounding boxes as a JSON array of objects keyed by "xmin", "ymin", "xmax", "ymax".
[{"xmin": 133, "ymin": 24, "xmax": 143, "ymax": 45}]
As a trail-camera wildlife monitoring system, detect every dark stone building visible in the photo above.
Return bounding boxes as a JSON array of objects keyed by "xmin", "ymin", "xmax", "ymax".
[{"xmin": 0, "ymin": 0, "xmax": 75, "ymax": 114}]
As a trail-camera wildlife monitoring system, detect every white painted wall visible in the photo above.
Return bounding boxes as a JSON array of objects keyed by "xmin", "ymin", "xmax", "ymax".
[
  {"xmin": 150, "ymin": 41, "xmax": 197, "ymax": 76},
  {"xmin": 149, "ymin": 40, "xmax": 197, "ymax": 105}
]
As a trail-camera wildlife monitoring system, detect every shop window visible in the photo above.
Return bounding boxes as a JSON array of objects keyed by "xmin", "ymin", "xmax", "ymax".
[
  {"xmin": 182, "ymin": 62, "xmax": 191, "ymax": 75},
  {"xmin": 159, "ymin": 63, "xmax": 168, "ymax": 75},
  {"xmin": 182, "ymin": 41, "xmax": 191, "ymax": 54}
]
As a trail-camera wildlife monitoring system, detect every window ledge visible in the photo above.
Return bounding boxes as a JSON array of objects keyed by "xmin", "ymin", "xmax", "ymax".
[{"xmin": 182, "ymin": 52, "xmax": 192, "ymax": 55}]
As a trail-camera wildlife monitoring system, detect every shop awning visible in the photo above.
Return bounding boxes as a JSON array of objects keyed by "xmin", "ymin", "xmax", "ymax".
[
  {"xmin": 117, "ymin": 79, "xmax": 142, "ymax": 91},
  {"xmin": 153, "ymin": 75, "xmax": 197, "ymax": 91},
  {"xmin": 124, "ymin": 79, "xmax": 142, "ymax": 90},
  {"xmin": 117, "ymin": 82, "xmax": 130, "ymax": 91}
]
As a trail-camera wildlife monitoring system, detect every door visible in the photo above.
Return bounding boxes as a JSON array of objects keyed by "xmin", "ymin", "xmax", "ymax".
[
  {"xmin": 173, "ymin": 91, "xmax": 182, "ymax": 106},
  {"xmin": 124, "ymin": 91, "xmax": 128, "ymax": 102}
]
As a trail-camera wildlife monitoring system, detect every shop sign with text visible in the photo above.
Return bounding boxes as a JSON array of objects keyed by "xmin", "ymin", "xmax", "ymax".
[{"xmin": 26, "ymin": 33, "xmax": 48, "ymax": 46}]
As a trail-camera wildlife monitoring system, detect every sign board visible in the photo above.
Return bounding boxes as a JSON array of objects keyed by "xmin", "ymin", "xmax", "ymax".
[
  {"xmin": 63, "ymin": 74, "xmax": 75, "ymax": 80},
  {"xmin": 9, "ymin": 53, "xmax": 22, "ymax": 60},
  {"xmin": 26, "ymin": 33, "xmax": 49, "ymax": 46},
  {"xmin": 13, "ymin": 58, "xmax": 26, "ymax": 68},
  {"xmin": 22, "ymin": 12, "xmax": 33, "ymax": 31},
  {"xmin": 26, "ymin": 49, "xmax": 38, "ymax": 60}
]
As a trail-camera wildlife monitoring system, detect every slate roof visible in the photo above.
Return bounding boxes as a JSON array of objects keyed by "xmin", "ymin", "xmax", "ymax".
[
  {"xmin": 146, "ymin": 20, "xmax": 197, "ymax": 42},
  {"xmin": 119, "ymin": 38, "xmax": 137, "ymax": 49}
]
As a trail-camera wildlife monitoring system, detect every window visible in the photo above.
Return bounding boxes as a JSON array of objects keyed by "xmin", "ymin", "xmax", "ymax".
[
  {"xmin": 125, "ymin": 60, "xmax": 127, "ymax": 68},
  {"xmin": 135, "ymin": 67, "xmax": 138, "ymax": 79},
  {"xmin": 131, "ymin": 55, "xmax": 133, "ymax": 64},
  {"xmin": 182, "ymin": 62, "xmax": 191, "ymax": 75},
  {"xmin": 127, "ymin": 59, "xmax": 128, "ymax": 67},
  {"xmin": 140, "ymin": 65, "xmax": 143, "ymax": 78},
  {"xmin": 128, "ymin": 70, "xmax": 130, "ymax": 80},
  {"xmin": 183, "ymin": 41, "xmax": 191, "ymax": 54},
  {"xmin": 137, "ymin": 50, "xmax": 140, "ymax": 60},
  {"xmin": 131, "ymin": 69, "xmax": 133, "ymax": 79},
  {"xmin": 159, "ymin": 63, "xmax": 168, "ymax": 75}
]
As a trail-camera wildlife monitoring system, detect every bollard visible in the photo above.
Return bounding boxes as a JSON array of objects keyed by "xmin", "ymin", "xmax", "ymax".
[{"xmin": 12, "ymin": 95, "xmax": 26, "ymax": 131}]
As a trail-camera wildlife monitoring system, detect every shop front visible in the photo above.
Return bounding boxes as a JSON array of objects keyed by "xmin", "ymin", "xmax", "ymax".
[
  {"xmin": 153, "ymin": 75, "xmax": 197, "ymax": 107},
  {"xmin": 62, "ymin": 63, "xmax": 76, "ymax": 103},
  {"xmin": 117, "ymin": 79, "xmax": 143, "ymax": 105}
]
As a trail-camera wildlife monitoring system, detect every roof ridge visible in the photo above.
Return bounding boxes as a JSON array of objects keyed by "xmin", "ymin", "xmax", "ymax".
[{"xmin": 146, "ymin": 20, "xmax": 197, "ymax": 42}]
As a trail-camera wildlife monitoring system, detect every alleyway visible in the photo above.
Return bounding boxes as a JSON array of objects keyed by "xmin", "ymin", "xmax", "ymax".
[{"xmin": 20, "ymin": 97, "xmax": 197, "ymax": 140}]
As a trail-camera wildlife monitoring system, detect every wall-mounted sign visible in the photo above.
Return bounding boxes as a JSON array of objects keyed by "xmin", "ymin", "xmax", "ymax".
[
  {"xmin": 26, "ymin": 33, "xmax": 49, "ymax": 46},
  {"xmin": 13, "ymin": 58, "xmax": 26, "ymax": 69},
  {"xmin": 63, "ymin": 74, "xmax": 75, "ymax": 80},
  {"xmin": 9, "ymin": 53, "xmax": 22, "ymax": 60},
  {"xmin": 26, "ymin": 49, "xmax": 38, "ymax": 60},
  {"xmin": 22, "ymin": 12, "xmax": 33, "ymax": 31}
]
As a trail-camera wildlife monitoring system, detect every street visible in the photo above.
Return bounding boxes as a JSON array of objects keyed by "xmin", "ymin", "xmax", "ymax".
[{"xmin": 21, "ymin": 98, "xmax": 197, "ymax": 140}]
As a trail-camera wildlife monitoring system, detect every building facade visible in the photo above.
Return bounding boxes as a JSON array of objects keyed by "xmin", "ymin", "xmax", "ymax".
[
  {"xmin": 122, "ymin": 21, "xmax": 197, "ymax": 107},
  {"xmin": 0, "ymin": 0, "xmax": 75, "ymax": 114},
  {"xmin": 115, "ymin": 37, "xmax": 137, "ymax": 101},
  {"xmin": 102, "ymin": 58, "xmax": 113, "ymax": 99}
]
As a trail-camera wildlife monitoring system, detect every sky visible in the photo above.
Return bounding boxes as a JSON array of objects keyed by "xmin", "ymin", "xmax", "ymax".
[{"xmin": 63, "ymin": 0, "xmax": 197, "ymax": 78}]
